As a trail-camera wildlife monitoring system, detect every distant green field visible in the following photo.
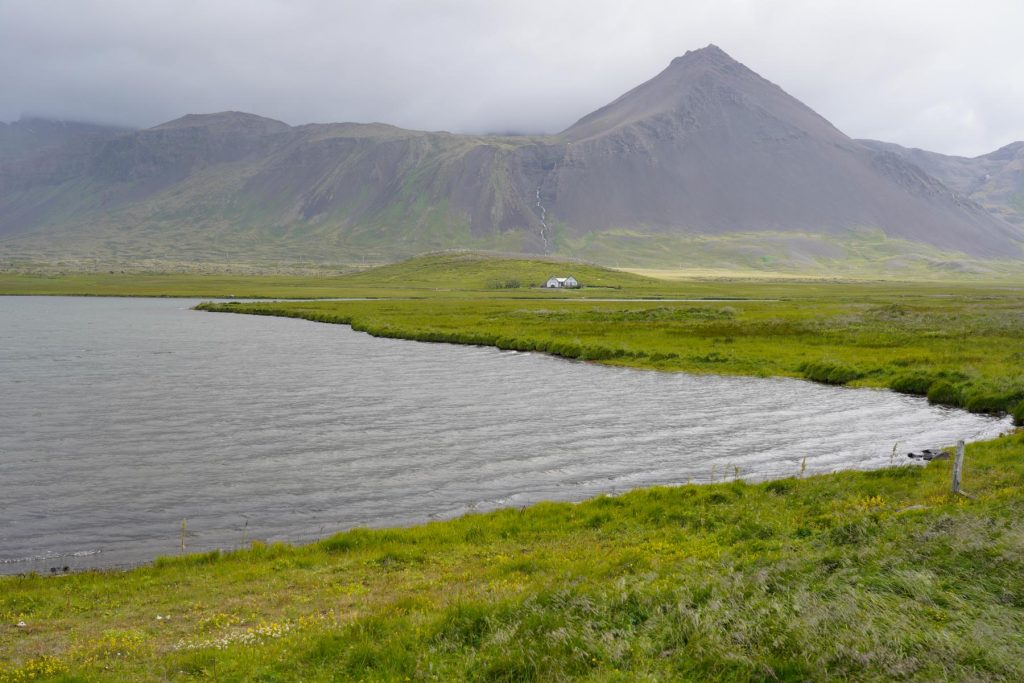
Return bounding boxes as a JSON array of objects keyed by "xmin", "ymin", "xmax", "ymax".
[
  {"xmin": 0, "ymin": 253, "xmax": 662, "ymax": 298},
  {"xmin": 0, "ymin": 271, "xmax": 349, "ymax": 298},
  {"xmin": 3, "ymin": 250, "xmax": 1022, "ymax": 298}
]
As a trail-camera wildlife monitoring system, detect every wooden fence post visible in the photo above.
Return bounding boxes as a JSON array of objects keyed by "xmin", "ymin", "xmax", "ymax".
[{"xmin": 951, "ymin": 440, "xmax": 965, "ymax": 495}]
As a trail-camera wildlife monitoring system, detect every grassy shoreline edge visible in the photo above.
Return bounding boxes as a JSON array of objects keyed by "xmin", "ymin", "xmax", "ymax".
[
  {"xmin": 3, "ymin": 430, "xmax": 1023, "ymax": 681},
  {"xmin": 193, "ymin": 298, "xmax": 1024, "ymax": 424}
]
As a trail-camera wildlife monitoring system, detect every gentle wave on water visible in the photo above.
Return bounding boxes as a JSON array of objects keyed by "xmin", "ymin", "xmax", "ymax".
[{"xmin": 0, "ymin": 297, "xmax": 1009, "ymax": 573}]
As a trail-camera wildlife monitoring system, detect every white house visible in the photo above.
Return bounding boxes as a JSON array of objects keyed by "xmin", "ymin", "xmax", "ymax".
[{"xmin": 544, "ymin": 275, "xmax": 580, "ymax": 289}]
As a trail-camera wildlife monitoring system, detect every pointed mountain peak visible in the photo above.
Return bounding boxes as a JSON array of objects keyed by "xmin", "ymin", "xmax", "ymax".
[
  {"xmin": 664, "ymin": 44, "xmax": 754, "ymax": 81},
  {"xmin": 670, "ymin": 43, "xmax": 735, "ymax": 66},
  {"xmin": 561, "ymin": 44, "xmax": 829, "ymax": 142}
]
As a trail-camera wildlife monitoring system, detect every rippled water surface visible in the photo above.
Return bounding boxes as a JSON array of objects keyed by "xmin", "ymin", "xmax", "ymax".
[{"xmin": 0, "ymin": 297, "xmax": 1008, "ymax": 573}]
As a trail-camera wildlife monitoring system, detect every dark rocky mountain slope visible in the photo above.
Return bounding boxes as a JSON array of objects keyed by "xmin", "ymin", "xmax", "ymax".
[
  {"xmin": 2, "ymin": 46, "xmax": 1022, "ymax": 267},
  {"xmin": 859, "ymin": 139, "xmax": 1024, "ymax": 229}
]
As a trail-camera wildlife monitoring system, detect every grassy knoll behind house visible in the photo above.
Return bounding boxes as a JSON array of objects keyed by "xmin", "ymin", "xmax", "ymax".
[
  {"xmin": 199, "ymin": 280, "xmax": 1024, "ymax": 420},
  {"xmin": 2, "ymin": 433, "xmax": 1023, "ymax": 681},
  {"xmin": 330, "ymin": 252, "xmax": 661, "ymax": 291}
]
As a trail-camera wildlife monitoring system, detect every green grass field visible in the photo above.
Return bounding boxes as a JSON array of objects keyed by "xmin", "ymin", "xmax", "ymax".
[
  {"xmin": 3, "ymin": 252, "xmax": 1024, "ymax": 681},
  {"xmin": 3, "ymin": 250, "xmax": 1022, "ymax": 300},
  {"xmin": 0, "ymin": 271, "xmax": 363, "ymax": 299}
]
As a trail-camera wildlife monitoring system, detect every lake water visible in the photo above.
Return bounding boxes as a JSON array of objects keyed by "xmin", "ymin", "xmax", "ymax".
[{"xmin": 0, "ymin": 297, "xmax": 1009, "ymax": 574}]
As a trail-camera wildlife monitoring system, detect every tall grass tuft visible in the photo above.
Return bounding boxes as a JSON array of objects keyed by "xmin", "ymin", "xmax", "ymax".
[
  {"xmin": 799, "ymin": 361, "xmax": 862, "ymax": 385},
  {"xmin": 889, "ymin": 374, "xmax": 936, "ymax": 396},
  {"xmin": 927, "ymin": 380, "xmax": 963, "ymax": 408}
]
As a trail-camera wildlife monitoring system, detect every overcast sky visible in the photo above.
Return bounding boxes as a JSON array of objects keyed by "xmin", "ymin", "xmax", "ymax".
[{"xmin": 1, "ymin": 0, "xmax": 1021, "ymax": 156}]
